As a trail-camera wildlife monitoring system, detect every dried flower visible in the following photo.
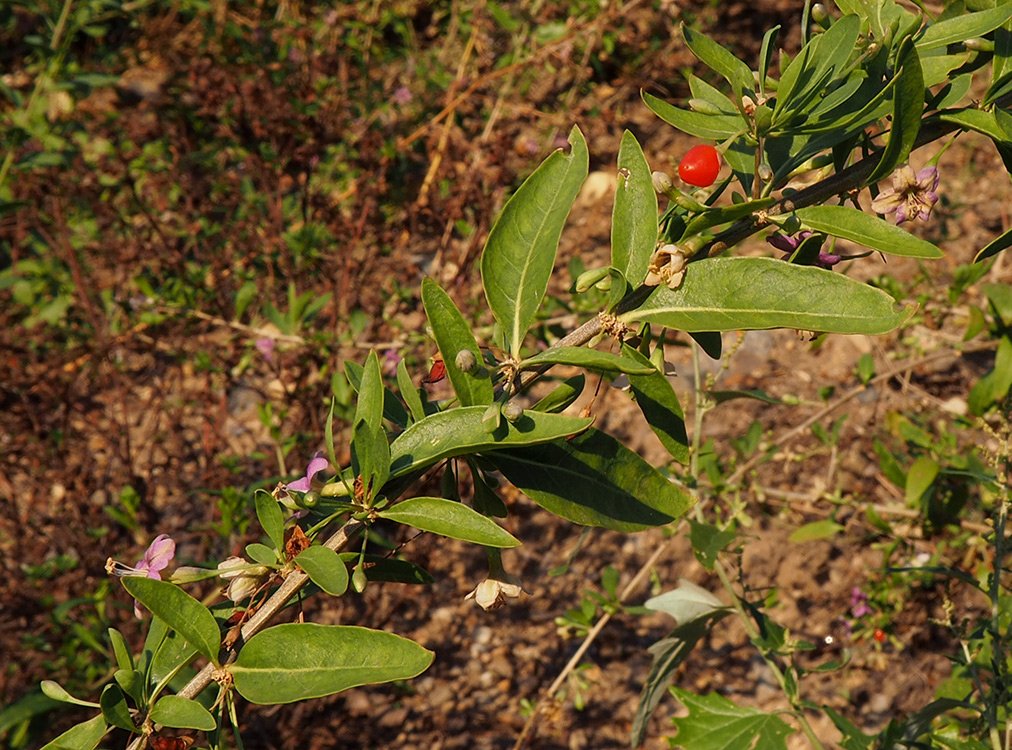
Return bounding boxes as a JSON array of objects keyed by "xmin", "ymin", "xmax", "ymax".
[
  {"xmin": 217, "ymin": 556, "xmax": 269, "ymax": 603},
  {"xmin": 870, "ymin": 165, "xmax": 940, "ymax": 224},
  {"xmin": 106, "ymin": 534, "xmax": 176, "ymax": 617},
  {"xmin": 645, "ymin": 244, "xmax": 690, "ymax": 290},
  {"xmin": 466, "ymin": 577, "xmax": 524, "ymax": 611},
  {"xmin": 286, "ymin": 452, "xmax": 329, "ymax": 493}
]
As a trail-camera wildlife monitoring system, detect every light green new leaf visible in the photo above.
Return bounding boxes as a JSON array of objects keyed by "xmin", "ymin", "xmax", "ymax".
[
  {"xmin": 917, "ymin": 5, "xmax": 1012, "ymax": 50},
  {"xmin": 681, "ymin": 24, "xmax": 754, "ymax": 98},
  {"xmin": 421, "ymin": 278, "xmax": 493, "ymax": 406},
  {"xmin": 642, "ymin": 93, "xmax": 744, "ymax": 139},
  {"xmin": 122, "ymin": 577, "xmax": 220, "ymax": 665},
  {"xmin": 906, "ymin": 456, "xmax": 940, "ymax": 505},
  {"xmin": 612, "ymin": 131, "xmax": 658, "ymax": 285},
  {"xmin": 519, "ymin": 346, "xmax": 655, "ymax": 375},
  {"xmin": 149, "ymin": 695, "xmax": 216, "ymax": 731},
  {"xmin": 296, "ymin": 545, "xmax": 350, "ymax": 596},
  {"xmin": 481, "ymin": 125, "xmax": 588, "ymax": 357},
  {"xmin": 378, "ymin": 496, "xmax": 520, "ymax": 547},
  {"xmin": 789, "ymin": 519, "xmax": 844, "ymax": 543},
  {"xmin": 488, "ymin": 428, "xmax": 695, "ymax": 532},
  {"xmin": 40, "ymin": 714, "xmax": 106, "ymax": 750},
  {"xmin": 231, "ymin": 623, "xmax": 433, "ymax": 704},
  {"xmin": 645, "ymin": 580, "xmax": 728, "ymax": 624},
  {"xmin": 255, "ymin": 490, "xmax": 285, "ymax": 552},
  {"xmin": 688, "ymin": 74, "xmax": 738, "ymax": 114},
  {"xmin": 670, "ymin": 688, "xmax": 793, "ymax": 749},
  {"xmin": 99, "ymin": 684, "xmax": 134, "ymax": 731},
  {"xmin": 107, "ymin": 628, "xmax": 133, "ymax": 671},
  {"xmin": 797, "ymin": 205, "xmax": 942, "ymax": 258},
  {"xmin": 867, "ymin": 38, "xmax": 923, "ymax": 184},
  {"xmin": 41, "ymin": 681, "xmax": 99, "ymax": 708},
  {"xmin": 388, "ymin": 406, "xmax": 592, "ymax": 478},
  {"xmin": 621, "ymin": 257, "xmax": 914, "ymax": 335},
  {"xmin": 621, "ymin": 344, "xmax": 689, "ymax": 465}
]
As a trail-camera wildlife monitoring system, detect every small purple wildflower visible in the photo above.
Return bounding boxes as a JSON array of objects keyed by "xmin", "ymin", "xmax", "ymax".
[
  {"xmin": 105, "ymin": 534, "xmax": 176, "ymax": 617},
  {"xmin": 286, "ymin": 451, "xmax": 329, "ymax": 493},
  {"xmin": 382, "ymin": 348, "xmax": 401, "ymax": 377},
  {"xmin": 255, "ymin": 337, "xmax": 276, "ymax": 363},
  {"xmin": 870, "ymin": 164, "xmax": 940, "ymax": 224},
  {"xmin": 850, "ymin": 586, "xmax": 873, "ymax": 619},
  {"xmin": 392, "ymin": 86, "xmax": 413, "ymax": 105},
  {"xmin": 767, "ymin": 231, "xmax": 841, "ymax": 270}
]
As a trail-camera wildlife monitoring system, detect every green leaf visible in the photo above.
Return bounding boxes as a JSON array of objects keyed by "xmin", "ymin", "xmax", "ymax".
[
  {"xmin": 797, "ymin": 205, "xmax": 943, "ymax": 259},
  {"xmin": 531, "ymin": 374, "xmax": 585, "ymax": 413},
  {"xmin": 905, "ymin": 456, "xmax": 940, "ymax": 505},
  {"xmin": 122, "ymin": 577, "xmax": 221, "ymax": 665},
  {"xmin": 611, "ymin": 131, "xmax": 658, "ymax": 285},
  {"xmin": 940, "ymin": 108, "xmax": 1007, "ymax": 141},
  {"xmin": 231, "ymin": 623, "xmax": 434, "ymax": 704},
  {"xmin": 346, "ymin": 359, "xmax": 410, "ymax": 427},
  {"xmin": 621, "ymin": 257, "xmax": 914, "ymax": 334},
  {"xmin": 388, "ymin": 406, "xmax": 592, "ymax": 478},
  {"xmin": 708, "ymin": 388, "xmax": 782, "ymax": 405},
  {"xmin": 149, "ymin": 695, "xmax": 217, "ymax": 731},
  {"xmin": 354, "ymin": 350, "xmax": 384, "ymax": 433},
  {"xmin": 487, "ymin": 428, "xmax": 696, "ymax": 532},
  {"xmin": 107, "ymin": 628, "xmax": 133, "ymax": 671},
  {"xmin": 520, "ymin": 346, "xmax": 654, "ymax": 375},
  {"xmin": 378, "ymin": 496, "xmax": 521, "ymax": 547},
  {"xmin": 968, "ymin": 336, "xmax": 1012, "ymax": 414},
  {"xmin": 397, "ymin": 358, "xmax": 426, "ymax": 422},
  {"xmin": 246, "ymin": 542, "xmax": 276, "ymax": 565},
  {"xmin": 758, "ymin": 26, "xmax": 780, "ymax": 96},
  {"xmin": 255, "ymin": 490, "xmax": 285, "ymax": 552},
  {"xmin": 681, "ymin": 24, "xmax": 754, "ymax": 98},
  {"xmin": 917, "ymin": 5, "xmax": 1012, "ymax": 50},
  {"xmin": 788, "ymin": 519, "xmax": 844, "ymax": 543},
  {"xmin": 40, "ymin": 714, "xmax": 107, "ymax": 750},
  {"xmin": 113, "ymin": 669, "xmax": 142, "ymax": 705},
  {"xmin": 867, "ymin": 38, "xmax": 924, "ymax": 184},
  {"xmin": 688, "ymin": 519, "xmax": 737, "ymax": 570},
  {"xmin": 642, "ymin": 93, "xmax": 744, "ymax": 139},
  {"xmin": 688, "ymin": 74, "xmax": 738, "ymax": 114},
  {"xmin": 40, "ymin": 681, "xmax": 98, "ymax": 708},
  {"xmin": 632, "ymin": 609, "xmax": 730, "ymax": 748},
  {"xmin": 421, "ymin": 278, "xmax": 493, "ymax": 406},
  {"xmin": 669, "ymin": 687, "xmax": 794, "ymax": 750},
  {"xmin": 481, "ymin": 125, "xmax": 588, "ymax": 357},
  {"xmin": 296, "ymin": 545, "xmax": 350, "ymax": 596},
  {"xmin": 682, "ymin": 197, "xmax": 776, "ymax": 238},
  {"xmin": 621, "ymin": 344, "xmax": 689, "ymax": 465},
  {"xmin": 143, "ymin": 617, "xmax": 198, "ymax": 688},
  {"xmin": 645, "ymin": 579, "xmax": 728, "ymax": 624},
  {"xmin": 99, "ymin": 684, "xmax": 134, "ymax": 731}
]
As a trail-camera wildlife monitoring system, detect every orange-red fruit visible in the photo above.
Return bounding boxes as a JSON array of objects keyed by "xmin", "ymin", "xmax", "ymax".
[
  {"xmin": 873, "ymin": 628, "xmax": 887, "ymax": 643},
  {"xmin": 678, "ymin": 144, "xmax": 721, "ymax": 187}
]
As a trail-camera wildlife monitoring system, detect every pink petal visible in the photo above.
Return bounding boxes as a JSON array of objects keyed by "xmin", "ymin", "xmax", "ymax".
[
  {"xmin": 870, "ymin": 191, "xmax": 901, "ymax": 214},
  {"xmin": 139, "ymin": 534, "xmax": 175, "ymax": 574},
  {"xmin": 304, "ymin": 453, "xmax": 329, "ymax": 482}
]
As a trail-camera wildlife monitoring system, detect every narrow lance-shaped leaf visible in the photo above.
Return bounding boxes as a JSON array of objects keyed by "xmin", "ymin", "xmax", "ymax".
[
  {"xmin": 346, "ymin": 360, "xmax": 410, "ymax": 427},
  {"xmin": 421, "ymin": 278, "xmax": 493, "ymax": 406},
  {"xmin": 122, "ymin": 577, "xmax": 221, "ymax": 665},
  {"xmin": 519, "ymin": 346, "xmax": 655, "ymax": 375},
  {"xmin": 612, "ymin": 131, "xmax": 658, "ymax": 285},
  {"xmin": 621, "ymin": 257, "xmax": 914, "ymax": 335},
  {"xmin": 642, "ymin": 93, "xmax": 744, "ymax": 140},
  {"xmin": 378, "ymin": 496, "xmax": 521, "ymax": 547},
  {"xmin": 396, "ymin": 357, "xmax": 426, "ymax": 423},
  {"xmin": 796, "ymin": 205, "xmax": 943, "ymax": 259},
  {"xmin": 481, "ymin": 125, "xmax": 588, "ymax": 358},
  {"xmin": 231, "ymin": 623, "xmax": 434, "ymax": 704},
  {"xmin": 621, "ymin": 344, "xmax": 689, "ymax": 465},
  {"xmin": 255, "ymin": 490, "xmax": 285, "ymax": 552},
  {"xmin": 487, "ymin": 428, "xmax": 696, "ymax": 532},
  {"xmin": 40, "ymin": 714, "xmax": 107, "ymax": 750},
  {"xmin": 916, "ymin": 5, "xmax": 1012, "ymax": 50},
  {"xmin": 387, "ymin": 406, "xmax": 592, "ymax": 478},
  {"xmin": 681, "ymin": 24, "xmax": 754, "ymax": 100},
  {"xmin": 867, "ymin": 38, "xmax": 924, "ymax": 184}
]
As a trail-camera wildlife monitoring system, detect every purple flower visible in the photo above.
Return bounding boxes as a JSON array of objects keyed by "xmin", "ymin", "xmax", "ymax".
[
  {"xmin": 850, "ymin": 586, "xmax": 873, "ymax": 619},
  {"xmin": 286, "ymin": 451, "xmax": 328, "ymax": 492},
  {"xmin": 870, "ymin": 165, "xmax": 940, "ymax": 224},
  {"xmin": 255, "ymin": 337, "xmax": 275, "ymax": 363},
  {"xmin": 105, "ymin": 534, "xmax": 176, "ymax": 617},
  {"xmin": 768, "ymin": 231, "xmax": 841, "ymax": 270},
  {"xmin": 392, "ymin": 86, "xmax": 413, "ymax": 105}
]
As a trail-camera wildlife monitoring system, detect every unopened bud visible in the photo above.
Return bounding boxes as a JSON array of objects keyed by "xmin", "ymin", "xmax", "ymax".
[
  {"xmin": 811, "ymin": 3, "xmax": 831, "ymax": 27},
  {"xmin": 455, "ymin": 349, "xmax": 478, "ymax": 373},
  {"xmin": 352, "ymin": 563, "xmax": 368, "ymax": 593},
  {"xmin": 502, "ymin": 401, "xmax": 524, "ymax": 424},
  {"xmin": 965, "ymin": 38, "xmax": 994, "ymax": 52},
  {"xmin": 298, "ymin": 490, "xmax": 320, "ymax": 508},
  {"xmin": 757, "ymin": 161, "xmax": 773, "ymax": 181},
  {"xmin": 651, "ymin": 170, "xmax": 673, "ymax": 195}
]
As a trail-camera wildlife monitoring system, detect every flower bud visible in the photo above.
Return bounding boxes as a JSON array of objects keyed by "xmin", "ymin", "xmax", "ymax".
[
  {"xmin": 352, "ymin": 564, "xmax": 368, "ymax": 593},
  {"xmin": 454, "ymin": 349, "xmax": 478, "ymax": 373},
  {"xmin": 297, "ymin": 490, "xmax": 320, "ymax": 508},
  {"xmin": 651, "ymin": 170, "xmax": 673, "ymax": 195},
  {"xmin": 811, "ymin": 3, "xmax": 831, "ymax": 27},
  {"xmin": 502, "ymin": 401, "xmax": 524, "ymax": 424},
  {"xmin": 757, "ymin": 161, "xmax": 773, "ymax": 181},
  {"xmin": 964, "ymin": 38, "xmax": 994, "ymax": 52},
  {"xmin": 741, "ymin": 95, "xmax": 757, "ymax": 116},
  {"xmin": 575, "ymin": 266, "xmax": 611, "ymax": 293}
]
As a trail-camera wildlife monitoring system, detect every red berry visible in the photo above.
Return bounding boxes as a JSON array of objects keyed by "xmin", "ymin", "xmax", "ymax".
[
  {"xmin": 873, "ymin": 628, "xmax": 886, "ymax": 643},
  {"xmin": 678, "ymin": 144, "xmax": 721, "ymax": 187}
]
